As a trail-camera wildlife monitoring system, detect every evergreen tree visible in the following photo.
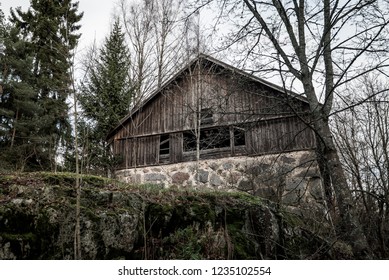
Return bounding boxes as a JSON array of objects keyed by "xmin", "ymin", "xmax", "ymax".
[
  {"xmin": 9, "ymin": 0, "xmax": 83, "ymax": 170},
  {"xmin": 78, "ymin": 20, "xmax": 133, "ymax": 175},
  {"xmin": 0, "ymin": 8, "xmax": 43, "ymax": 171}
]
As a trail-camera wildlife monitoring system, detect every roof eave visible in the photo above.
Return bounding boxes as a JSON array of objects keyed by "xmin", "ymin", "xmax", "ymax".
[{"xmin": 106, "ymin": 54, "xmax": 309, "ymax": 141}]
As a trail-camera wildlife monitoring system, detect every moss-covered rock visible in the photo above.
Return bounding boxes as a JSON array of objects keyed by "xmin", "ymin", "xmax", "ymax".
[{"xmin": 0, "ymin": 172, "xmax": 337, "ymax": 259}]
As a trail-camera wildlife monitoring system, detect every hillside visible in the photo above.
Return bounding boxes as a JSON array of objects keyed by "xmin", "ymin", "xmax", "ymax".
[{"xmin": 0, "ymin": 172, "xmax": 349, "ymax": 259}]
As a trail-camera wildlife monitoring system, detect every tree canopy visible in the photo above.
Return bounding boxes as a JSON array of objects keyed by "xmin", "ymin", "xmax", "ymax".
[
  {"xmin": 1, "ymin": 0, "xmax": 83, "ymax": 171},
  {"xmin": 78, "ymin": 20, "xmax": 133, "ymax": 174}
]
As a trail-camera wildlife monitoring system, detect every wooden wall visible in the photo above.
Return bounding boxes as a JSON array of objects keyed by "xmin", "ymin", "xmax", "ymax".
[{"xmin": 111, "ymin": 63, "xmax": 316, "ymax": 169}]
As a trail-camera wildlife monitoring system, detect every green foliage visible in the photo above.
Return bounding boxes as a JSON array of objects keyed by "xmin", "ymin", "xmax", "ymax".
[
  {"xmin": 163, "ymin": 227, "xmax": 203, "ymax": 259},
  {"xmin": 77, "ymin": 20, "xmax": 133, "ymax": 175},
  {"xmin": 0, "ymin": 13, "xmax": 43, "ymax": 171},
  {"xmin": 2, "ymin": 0, "xmax": 83, "ymax": 171}
]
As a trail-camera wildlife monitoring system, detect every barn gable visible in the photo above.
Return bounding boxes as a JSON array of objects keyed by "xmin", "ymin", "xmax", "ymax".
[{"xmin": 107, "ymin": 54, "xmax": 316, "ymax": 170}]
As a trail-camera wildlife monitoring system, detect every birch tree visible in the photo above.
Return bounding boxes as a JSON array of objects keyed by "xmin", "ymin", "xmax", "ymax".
[{"xmin": 119, "ymin": 0, "xmax": 185, "ymax": 102}]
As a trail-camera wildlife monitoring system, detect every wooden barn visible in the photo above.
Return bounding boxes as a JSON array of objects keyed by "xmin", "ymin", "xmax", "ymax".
[{"xmin": 107, "ymin": 54, "xmax": 316, "ymax": 171}]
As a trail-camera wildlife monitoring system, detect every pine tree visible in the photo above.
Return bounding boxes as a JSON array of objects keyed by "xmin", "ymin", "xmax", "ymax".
[
  {"xmin": 0, "ymin": 9, "xmax": 43, "ymax": 171},
  {"xmin": 9, "ymin": 0, "xmax": 83, "ymax": 170},
  {"xmin": 78, "ymin": 20, "xmax": 133, "ymax": 175}
]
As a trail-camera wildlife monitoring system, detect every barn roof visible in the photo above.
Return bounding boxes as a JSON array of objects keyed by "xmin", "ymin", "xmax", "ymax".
[{"xmin": 106, "ymin": 54, "xmax": 308, "ymax": 140}]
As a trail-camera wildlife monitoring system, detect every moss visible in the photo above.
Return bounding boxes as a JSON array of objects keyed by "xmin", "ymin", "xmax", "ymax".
[
  {"xmin": 82, "ymin": 206, "xmax": 101, "ymax": 223},
  {"xmin": 81, "ymin": 175, "xmax": 110, "ymax": 187},
  {"xmin": 280, "ymin": 209, "xmax": 304, "ymax": 228},
  {"xmin": 0, "ymin": 176, "xmax": 12, "ymax": 188},
  {"xmin": 138, "ymin": 183, "xmax": 165, "ymax": 192},
  {"xmin": 226, "ymin": 222, "xmax": 254, "ymax": 259},
  {"xmin": 0, "ymin": 232, "xmax": 37, "ymax": 242},
  {"xmin": 162, "ymin": 227, "xmax": 203, "ymax": 259},
  {"xmin": 227, "ymin": 192, "xmax": 262, "ymax": 204},
  {"xmin": 331, "ymin": 241, "xmax": 354, "ymax": 259},
  {"xmin": 148, "ymin": 202, "xmax": 174, "ymax": 215},
  {"xmin": 188, "ymin": 203, "xmax": 216, "ymax": 223},
  {"xmin": 0, "ymin": 171, "xmax": 339, "ymax": 259},
  {"xmin": 28, "ymin": 172, "xmax": 117, "ymax": 189}
]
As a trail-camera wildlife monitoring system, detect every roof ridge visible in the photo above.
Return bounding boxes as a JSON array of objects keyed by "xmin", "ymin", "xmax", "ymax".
[{"xmin": 106, "ymin": 54, "xmax": 307, "ymax": 140}]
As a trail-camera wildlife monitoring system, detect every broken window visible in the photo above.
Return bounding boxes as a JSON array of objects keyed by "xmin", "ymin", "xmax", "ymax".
[
  {"xmin": 159, "ymin": 134, "xmax": 170, "ymax": 163},
  {"xmin": 159, "ymin": 134, "xmax": 170, "ymax": 155},
  {"xmin": 183, "ymin": 131, "xmax": 197, "ymax": 152},
  {"xmin": 233, "ymin": 127, "xmax": 246, "ymax": 146},
  {"xmin": 183, "ymin": 127, "xmax": 231, "ymax": 152},
  {"xmin": 201, "ymin": 127, "xmax": 230, "ymax": 149}
]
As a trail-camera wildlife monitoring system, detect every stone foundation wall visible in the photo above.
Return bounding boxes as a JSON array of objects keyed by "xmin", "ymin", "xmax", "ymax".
[{"xmin": 116, "ymin": 150, "xmax": 325, "ymax": 210}]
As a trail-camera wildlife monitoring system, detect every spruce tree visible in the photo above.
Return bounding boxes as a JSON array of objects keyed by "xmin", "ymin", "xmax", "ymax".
[
  {"xmin": 79, "ymin": 20, "xmax": 133, "ymax": 175},
  {"xmin": 0, "ymin": 8, "xmax": 43, "ymax": 171},
  {"xmin": 9, "ymin": 0, "xmax": 83, "ymax": 170}
]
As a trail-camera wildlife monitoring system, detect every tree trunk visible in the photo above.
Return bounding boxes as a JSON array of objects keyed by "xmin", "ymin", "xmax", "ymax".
[{"xmin": 313, "ymin": 114, "xmax": 369, "ymax": 257}]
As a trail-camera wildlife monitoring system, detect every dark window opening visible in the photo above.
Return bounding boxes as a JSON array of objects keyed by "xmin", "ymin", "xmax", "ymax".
[
  {"xmin": 159, "ymin": 134, "xmax": 170, "ymax": 155},
  {"xmin": 200, "ymin": 108, "xmax": 213, "ymax": 125},
  {"xmin": 183, "ymin": 132, "xmax": 197, "ymax": 152},
  {"xmin": 201, "ymin": 127, "xmax": 230, "ymax": 149},
  {"xmin": 183, "ymin": 127, "xmax": 230, "ymax": 152},
  {"xmin": 234, "ymin": 127, "xmax": 246, "ymax": 146}
]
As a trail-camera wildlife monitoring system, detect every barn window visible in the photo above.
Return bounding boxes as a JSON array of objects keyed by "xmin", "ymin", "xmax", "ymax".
[
  {"xmin": 159, "ymin": 134, "xmax": 170, "ymax": 163},
  {"xmin": 201, "ymin": 127, "xmax": 230, "ymax": 149},
  {"xmin": 233, "ymin": 127, "xmax": 246, "ymax": 146},
  {"xmin": 183, "ymin": 127, "xmax": 230, "ymax": 152},
  {"xmin": 200, "ymin": 108, "xmax": 213, "ymax": 125},
  {"xmin": 159, "ymin": 135, "xmax": 170, "ymax": 155},
  {"xmin": 183, "ymin": 132, "xmax": 196, "ymax": 152}
]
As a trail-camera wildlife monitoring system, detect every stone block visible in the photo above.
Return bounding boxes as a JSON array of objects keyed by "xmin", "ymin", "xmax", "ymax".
[
  {"xmin": 226, "ymin": 171, "xmax": 242, "ymax": 185},
  {"xmin": 197, "ymin": 169, "xmax": 209, "ymax": 183},
  {"xmin": 210, "ymin": 173, "xmax": 223, "ymax": 186},
  {"xmin": 282, "ymin": 191, "xmax": 301, "ymax": 205},
  {"xmin": 209, "ymin": 162, "xmax": 220, "ymax": 171},
  {"xmin": 283, "ymin": 177, "xmax": 307, "ymax": 205},
  {"xmin": 297, "ymin": 152, "xmax": 316, "ymax": 167},
  {"xmin": 172, "ymin": 172, "xmax": 190, "ymax": 184},
  {"xmin": 308, "ymin": 178, "xmax": 323, "ymax": 200},
  {"xmin": 294, "ymin": 166, "xmax": 320, "ymax": 178},
  {"xmin": 128, "ymin": 174, "xmax": 141, "ymax": 183},
  {"xmin": 222, "ymin": 162, "xmax": 234, "ymax": 170},
  {"xmin": 238, "ymin": 180, "xmax": 254, "ymax": 191},
  {"xmin": 255, "ymin": 186, "xmax": 277, "ymax": 200},
  {"xmin": 254, "ymin": 175, "xmax": 284, "ymax": 188},
  {"xmin": 144, "ymin": 173, "xmax": 166, "ymax": 181},
  {"xmin": 285, "ymin": 177, "xmax": 307, "ymax": 192},
  {"xmin": 246, "ymin": 163, "xmax": 271, "ymax": 176},
  {"xmin": 280, "ymin": 155, "xmax": 296, "ymax": 164}
]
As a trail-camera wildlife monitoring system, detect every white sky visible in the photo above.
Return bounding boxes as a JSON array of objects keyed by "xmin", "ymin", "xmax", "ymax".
[{"xmin": 1, "ymin": 0, "xmax": 116, "ymax": 56}]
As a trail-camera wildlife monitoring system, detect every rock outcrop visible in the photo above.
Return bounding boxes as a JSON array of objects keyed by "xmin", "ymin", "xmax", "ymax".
[{"xmin": 0, "ymin": 173, "xmax": 347, "ymax": 259}]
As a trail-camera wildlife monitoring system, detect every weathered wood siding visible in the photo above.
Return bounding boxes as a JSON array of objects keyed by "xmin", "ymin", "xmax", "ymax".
[
  {"xmin": 111, "ymin": 62, "xmax": 315, "ymax": 169},
  {"xmin": 118, "ymin": 136, "xmax": 159, "ymax": 168},
  {"xmin": 114, "ymin": 75, "xmax": 306, "ymax": 137},
  {"xmin": 246, "ymin": 116, "xmax": 315, "ymax": 154}
]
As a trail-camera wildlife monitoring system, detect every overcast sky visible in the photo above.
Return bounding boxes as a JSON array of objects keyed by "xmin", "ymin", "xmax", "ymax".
[{"xmin": 1, "ymin": 0, "xmax": 116, "ymax": 54}]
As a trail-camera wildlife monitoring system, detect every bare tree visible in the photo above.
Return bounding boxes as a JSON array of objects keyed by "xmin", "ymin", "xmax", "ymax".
[
  {"xmin": 119, "ymin": 0, "xmax": 186, "ymax": 103},
  {"xmin": 334, "ymin": 77, "xmax": 389, "ymax": 257},
  {"xmin": 190, "ymin": 0, "xmax": 389, "ymax": 256},
  {"xmin": 152, "ymin": 0, "xmax": 184, "ymax": 88}
]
